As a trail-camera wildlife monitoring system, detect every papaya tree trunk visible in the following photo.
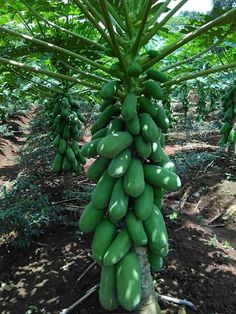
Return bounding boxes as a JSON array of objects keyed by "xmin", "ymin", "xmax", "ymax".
[
  {"xmin": 63, "ymin": 171, "xmax": 74, "ymax": 191},
  {"xmin": 135, "ymin": 246, "xmax": 161, "ymax": 314}
]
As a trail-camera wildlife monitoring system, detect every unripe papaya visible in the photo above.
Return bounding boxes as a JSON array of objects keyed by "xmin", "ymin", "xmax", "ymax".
[
  {"xmin": 125, "ymin": 113, "xmax": 140, "ymax": 135},
  {"xmin": 134, "ymin": 183, "xmax": 154, "ymax": 221},
  {"xmin": 109, "ymin": 178, "xmax": 129, "ymax": 221},
  {"xmin": 146, "ymin": 69, "xmax": 169, "ymax": 83},
  {"xmin": 124, "ymin": 158, "xmax": 145, "ymax": 197},
  {"xmin": 140, "ymin": 113, "xmax": 160, "ymax": 142},
  {"xmin": 121, "ymin": 93, "xmax": 137, "ymax": 121},
  {"xmin": 100, "ymin": 81, "xmax": 117, "ymax": 100},
  {"xmin": 116, "ymin": 252, "xmax": 141, "ymax": 311},
  {"xmin": 103, "ymin": 228, "xmax": 132, "ymax": 266},
  {"xmin": 144, "ymin": 80, "xmax": 164, "ymax": 100},
  {"xmin": 134, "ymin": 135, "xmax": 152, "ymax": 159},
  {"xmin": 92, "ymin": 219, "xmax": 116, "ymax": 264},
  {"xmin": 125, "ymin": 212, "xmax": 148, "ymax": 245},
  {"xmin": 92, "ymin": 170, "xmax": 116, "ymax": 209},
  {"xmin": 97, "ymin": 132, "xmax": 133, "ymax": 158},
  {"xmin": 108, "ymin": 148, "xmax": 131, "ymax": 178},
  {"xmin": 127, "ymin": 62, "xmax": 142, "ymax": 77},
  {"xmin": 79, "ymin": 201, "xmax": 104, "ymax": 232},
  {"xmin": 99, "ymin": 265, "xmax": 119, "ymax": 311}
]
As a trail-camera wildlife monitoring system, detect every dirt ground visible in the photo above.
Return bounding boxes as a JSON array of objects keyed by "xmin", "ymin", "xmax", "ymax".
[{"xmin": 0, "ymin": 112, "xmax": 235, "ymax": 314}]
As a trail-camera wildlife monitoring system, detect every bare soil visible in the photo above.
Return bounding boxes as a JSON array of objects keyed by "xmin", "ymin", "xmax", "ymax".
[{"xmin": 0, "ymin": 112, "xmax": 235, "ymax": 314}]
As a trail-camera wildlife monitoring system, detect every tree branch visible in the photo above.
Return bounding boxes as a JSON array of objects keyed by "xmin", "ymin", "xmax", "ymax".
[
  {"xmin": 106, "ymin": 1, "xmax": 126, "ymax": 33},
  {"xmin": 143, "ymin": 7, "xmax": 236, "ymax": 70},
  {"xmin": 5, "ymin": 66, "xmax": 62, "ymax": 94},
  {"xmin": 0, "ymin": 57, "xmax": 101, "ymax": 90},
  {"xmin": 122, "ymin": 0, "xmax": 134, "ymax": 39},
  {"xmin": 162, "ymin": 62, "xmax": 236, "ymax": 87},
  {"xmin": 20, "ymin": 0, "xmax": 105, "ymax": 51},
  {"xmin": 98, "ymin": 0, "xmax": 127, "ymax": 75},
  {"xmin": 72, "ymin": 0, "xmax": 111, "ymax": 45},
  {"xmin": 160, "ymin": 26, "xmax": 233, "ymax": 72},
  {"xmin": 61, "ymin": 61, "xmax": 109, "ymax": 83},
  {"xmin": 142, "ymin": 0, "xmax": 188, "ymax": 46},
  {"xmin": 146, "ymin": 0, "xmax": 172, "ymax": 29},
  {"xmin": 0, "ymin": 26, "xmax": 110, "ymax": 75},
  {"xmin": 131, "ymin": 0, "xmax": 153, "ymax": 56}
]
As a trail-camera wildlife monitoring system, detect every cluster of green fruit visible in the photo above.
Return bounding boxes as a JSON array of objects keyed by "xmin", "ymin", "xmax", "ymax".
[
  {"xmin": 220, "ymin": 85, "xmax": 236, "ymax": 145},
  {"xmin": 47, "ymin": 94, "xmax": 86, "ymax": 174},
  {"xmin": 79, "ymin": 64, "xmax": 181, "ymax": 312}
]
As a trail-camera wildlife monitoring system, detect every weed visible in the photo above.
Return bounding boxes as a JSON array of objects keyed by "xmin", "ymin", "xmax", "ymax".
[
  {"xmin": 208, "ymin": 235, "xmax": 217, "ymax": 248},
  {"xmin": 168, "ymin": 209, "xmax": 181, "ymax": 223},
  {"xmin": 222, "ymin": 240, "xmax": 233, "ymax": 250}
]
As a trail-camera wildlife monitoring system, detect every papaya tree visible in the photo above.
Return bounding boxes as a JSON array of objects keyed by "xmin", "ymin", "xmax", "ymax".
[
  {"xmin": 0, "ymin": 1, "xmax": 236, "ymax": 313},
  {"xmin": 220, "ymin": 83, "xmax": 236, "ymax": 155}
]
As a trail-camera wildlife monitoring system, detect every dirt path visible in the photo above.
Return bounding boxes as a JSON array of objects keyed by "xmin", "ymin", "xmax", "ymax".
[{"xmin": 0, "ymin": 114, "xmax": 32, "ymax": 188}]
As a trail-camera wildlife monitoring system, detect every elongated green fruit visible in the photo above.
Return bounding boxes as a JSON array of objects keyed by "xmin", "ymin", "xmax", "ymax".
[
  {"xmin": 159, "ymin": 130, "xmax": 165, "ymax": 147},
  {"xmin": 58, "ymin": 139, "xmax": 67, "ymax": 154},
  {"xmin": 140, "ymin": 113, "xmax": 160, "ymax": 142},
  {"xmin": 106, "ymin": 117, "xmax": 124, "ymax": 135},
  {"xmin": 53, "ymin": 134, "xmax": 61, "ymax": 147},
  {"xmin": 108, "ymin": 148, "xmax": 131, "ymax": 178},
  {"xmin": 150, "ymin": 242, "xmax": 169, "ymax": 257},
  {"xmin": 71, "ymin": 141, "xmax": 86, "ymax": 165},
  {"xmin": 81, "ymin": 138, "xmax": 101, "ymax": 158},
  {"xmin": 220, "ymin": 122, "xmax": 231, "ymax": 134},
  {"xmin": 92, "ymin": 170, "xmax": 116, "ymax": 209},
  {"xmin": 87, "ymin": 157, "xmax": 110, "ymax": 181},
  {"xmin": 97, "ymin": 132, "xmax": 133, "ymax": 158},
  {"xmin": 103, "ymin": 229, "xmax": 132, "ymax": 266},
  {"xmin": 144, "ymin": 164, "xmax": 181, "ymax": 192},
  {"xmin": 144, "ymin": 80, "xmax": 164, "ymax": 100},
  {"xmin": 116, "ymin": 252, "xmax": 141, "ymax": 312},
  {"xmin": 91, "ymin": 127, "xmax": 108, "ymax": 140},
  {"xmin": 109, "ymin": 178, "xmax": 129, "ymax": 222},
  {"xmin": 62, "ymin": 156, "xmax": 72, "ymax": 172},
  {"xmin": 134, "ymin": 183, "xmax": 154, "ymax": 221},
  {"xmin": 73, "ymin": 159, "xmax": 82, "ymax": 174},
  {"xmin": 146, "ymin": 69, "xmax": 169, "ymax": 83},
  {"xmin": 126, "ymin": 113, "xmax": 140, "ymax": 135},
  {"xmin": 77, "ymin": 111, "xmax": 85, "ymax": 123},
  {"xmin": 138, "ymin": 97, "xmax": 157, "ymax": 117},
  {"xmin": 52, "ymin": 153, "xmax": 63, "ymax": 173},
  {"xmin": 79, "ymin": 201, "xmax": 104, "ymax": 232},
  {"xmin": 62, "ymin": 124, "xmax": 71, "ymax": 139},
  {"xmin": 158, "ymin": 154, "xmax": 176, "ymax": 172},
  {"xmin": 228, "ymin": 128, "xmax": 236, "ymax": 142},
  {"xmin": 125, "ymin": 212, "xmax": 148, "ymax": 245},
  {"xmin": 99, "ymin": 265, "xmax": 119, "ymax": 311},
  {"xmin": 154, "ymin": 104, "xmax": 170, "ymax": 131},
  {"xmin": 134, "ymin": 135, "xmax": 151, "ymax": 159},
  {"xmin": 92, "ymin": 219, "xmax": 116, "ymax": 264},
  {"xmin": 147, "ymin": 50, "xmax": 160, "ymax": 58},
  {"xmin": 144, "ymin": 205, "xmax": 168, "ymax": 250},
  {"xmin": 121, "ymin": 93, "xmax": 137, "ymax": 121},
  {"xmin": 148, "ymin": 250, "xmax": 163, "ymax": 272},
  {"xmin": 91, "ymin": 105, "xmax": 120, "ymax": 134},
  {"xmin": 100, "ymin": 81, "xmax": 117, "ymax": 99},
  {"xmin": 150, "ymin": 140, "xmax": 166, "ymax": 163},
  {"xmin": 127, "ymin": 63, "xmax": 142, "ymax": 77},
  {"xmin": 124, "ymin": 158, "xmax": 145, "ymax": 197}
]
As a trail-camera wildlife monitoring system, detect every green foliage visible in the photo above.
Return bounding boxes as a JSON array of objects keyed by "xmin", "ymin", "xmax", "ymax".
[{"xmin": 0, "ymin": 175, "xmax": 61, "ymax": 248}]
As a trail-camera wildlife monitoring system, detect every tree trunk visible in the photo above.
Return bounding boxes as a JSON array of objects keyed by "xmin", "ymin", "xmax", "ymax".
[
  {"xmin": 135, "ymin": 246, "xmax": 161, "ymax": 314},
  {"xmin": 63, "ymin": 172, "xmax": 74, "ymax": 191}
]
